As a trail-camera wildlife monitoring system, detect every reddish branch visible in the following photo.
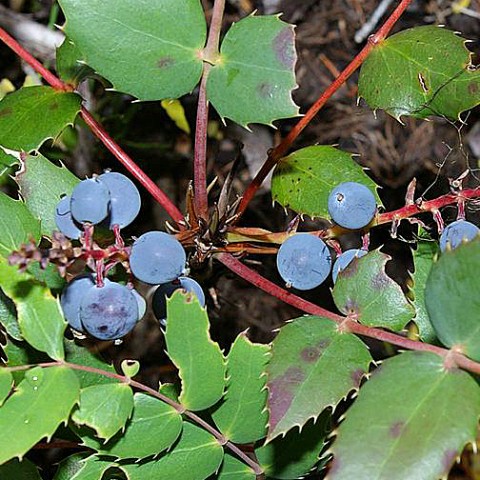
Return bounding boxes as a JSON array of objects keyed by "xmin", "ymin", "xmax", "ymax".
[
  {"xmin": 0, "ymin": 26, "xmax": 184, "ymax": 226},
  {"xmin": 235, "ymin": 0, "xmax": 415, "ymax": 220},
  {"xmin": 218, "ymin": 253, "xmax": 480, "ymax": 375},
  {"xmin": 193, "ymin": 0, "xmax": 226, "ymax": 218}
]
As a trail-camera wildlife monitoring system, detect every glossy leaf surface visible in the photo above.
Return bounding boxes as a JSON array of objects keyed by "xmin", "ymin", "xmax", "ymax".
[
  {"xmin": 15, "ymin": 153, "xmax": 79, "ymax": 236},
  {"xmin": 272, "ymin": 146, "xmax": 380, "ymax": 218},
  {"xmin": 0, "ymin": 366, "xmax": 80, "ymax": 465},
  {"xmin": 359, "ymin": 26, "xmax": 480, "ymax": 120},
  {"xmin": 0, "ymin": 368, "xmax": 13, "ymax": 406},
  {"xmin": 72, "ymin": 383, "xmax": 134, "ymax": 441},
  {"xmin": 59, "ymin": 0, "xmax": 206, "ymax": 100},
  {"xmin": 332, "ymin": 250, "xmax": 415, "ymax": 331},
  {"xmin": 266, "ymin": 316, "xmax": 371, "ymax": 440},
  {"xmin": 208, "ymin": 15, "xmax": 299, "ymax": 126},
  {"xmin": 0, "ymin": 458, "xmax": 42, "ymax": 479},
  {"xmin": 0, "ymin": 192, "xmax": 40, "ymax": 258},
  {"xmin": 165, "ymin": 291, "xmax": 226, "ymax": 410},
  {"xmin": 79, "ymin": 392, "xmax": 182, "ymax": 459},
  {"xmin": 425, "ymin": 239, "xmax": 480, "ymax": 360},
  {"xmin": 211, "ymin": 332, "xmax": 270, "ymax": 443},
  {"xmin": 56, "ymin": 38, "xmax": 94, "ymax": 87},
  {"xmin": 0, "ymin": 86, "xmax": 81, "ymax": 151},
  {"xmin": 217, "ymin": 453, "xmax": 256, "ymax": 480},
  {"xmin": 0, "ymin": 287, "xmax": 21, "ymax": 341},
  {"xmin": 0, "ymin": 260, "xmax": 66, "ymax": 360},
  {"xmin": 329, "ymin": 352, "xmax": 480, "ymax": 480}
]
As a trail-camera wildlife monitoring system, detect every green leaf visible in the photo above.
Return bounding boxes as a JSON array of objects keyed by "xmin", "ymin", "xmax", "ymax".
[
  {"xmin": 266, "ymin": 316, "xmax": 371, "ymax": 440},
  {"xmin": 27, "ymin": 262, "xmax": 66, "ymax": 291},
  {"xmin": 79, "ymin": 392, "xmax": 182, "ymax": 459},
  {"xmin": 425, "ymin": 239, "xmax": 480, "ymax": 360},
  {"xmin": 65, "ymin": 340, "xmax": 117, "ymax": 388},
  {"xmin": 15, "ymin": 153, "xmax": 79, "ymax": 236},
  {"xmin": 0, "ymin": 458, "xmax": 42, "ymax": 479},
  {"xmin": 332, "ymin": 250, "xmax": 415, "ymax": 331},
  {"xmin": 0, "ymin": 260, "xmax": 66, "ymax": 360},
  {"xmin": 0, "ymin": 149, "xmax": 18, "ymax": 176},
  {"xmin": 121, "ymin": 422, "xmax": 223, "ymax": 480},
  {"xmin": 120, "ymin": 359, "xmax": 140, "ymax": 379},
  {"xmin": 0, "ymin": 86, "xmax": 81, "ymax": 151},
  {"xmin": 72, "ymin": 384, "xmax": 134, "ymax": 441},
  {"xmin": 0, "ymin": 287, "xmax": 21, "ymax": 341},
  {"xmin": 0, "ymin": 366, "xmax": 80, "ymax": 465},
  {"xmin": 165, "ymin": 291, "xmax": 226, "ymax": 411},
  {"xmin": 207, "ymin": 15, "xmax": 299, "ymax": 126},
  {"xmin": 56, "ymin": 38, "xmax": 94, "ymax": 87},
  {"xmin": 0, "ymin": 192, "xmax": 41, "ymax": 258},
  {"xmin": 271, "ymin": 146, "xmax": 381, "ymax": 218},
  {"xmin": 217, "ymin": 453, "xmax": 256, "ymax": 480},
  {"xmin": 0, "ymin": 368, "xmax": 13, "ymax": 406},
  {"xmin": 410, "ymin": 240, "xmax": 438, "ymax": 342},
  {"xmin": 256, "ymin": 411, "xmax": 330, "ymax": 480},
  {"xmin": 329, "ymin": 351, "xmax": 480, "ymax": 480},
  {"xmin": 58, "ymin": 0, "xmax": 206, "ymax": 100},
  {"xmin": 53, "ymin": 453, "xmax": 118, "ymax": 480},
  {"xmin": 211, "ymin": 332, "xmax": 269, "ymax": 443},
  {"xmin": 358, "ymin": 26, "xmax": 480, "ymax": 120}
]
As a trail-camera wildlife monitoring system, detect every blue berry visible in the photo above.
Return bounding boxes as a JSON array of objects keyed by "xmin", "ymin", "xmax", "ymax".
[
  {"xmin": 70, "ymin": 178, "xmax": 110, "ymax": 225},
  {"xmin": 80, "ymin": 282, "xmax": 139, "ymax": 340},
  {"xmin": 332, "ymin": 249, "xmax": 368, "ymax": 283},
  {"xmin": 98, "ymin": 172, "xmax": 141, "ymax": 229},
  {"xmin": 276, "ymin": 234, "xmax": 332, "ymax": 290},
  {"xmin": 129, "ymin": 231, "xmax": 186, "ymax": 284},
  {"xmin": 439, "ymin": 219, "xmax": 479, "ymax": 252},
  {"xmin": 60, "ymin": 274, "xmax": 97, "ymax": 331},
  {"xmin": 328, "ymin": 182, "xmax": 376, "ymax": 230},
  {"xmin": 55, "ymin": 195, "xmax": 82, "ymax": 239},
  {"xmin": 152, "ymin": 277, "xmax": 205, "ymax": 324},
  {"xmin": 131, "ymin": 289, "xmax": 146, "ymax": 320}
]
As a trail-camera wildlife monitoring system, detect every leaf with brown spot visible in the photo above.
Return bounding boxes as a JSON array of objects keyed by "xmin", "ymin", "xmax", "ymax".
[
  {"xmin": 332, "ymin": 250, "xmax": 415, "ymax": 331},
  {"xmin": 266, "ymin": 316, "xmax": 371, "ymax": 440},
  {"xmin": 329, "ymin": 352, "xmax": 480, "ymax": 480}
]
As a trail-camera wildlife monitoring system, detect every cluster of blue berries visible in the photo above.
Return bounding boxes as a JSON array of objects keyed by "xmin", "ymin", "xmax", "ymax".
[
  {"xmin": 55, "ymin": 172, "xmax": 205, "ymax": 341},
  {"xmin": 276, "ymin": 182, "xmax": 376, "ymax": 290}
]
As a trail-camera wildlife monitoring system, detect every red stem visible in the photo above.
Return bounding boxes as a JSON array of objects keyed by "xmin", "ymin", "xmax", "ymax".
[
  {"xmin": 235, "ymin": 0, "xmax": 414, "ymax": 220},
  {"xmin": 217, "ymin": 253, "xmax": 480, "ymax": 375},
  {"xmin": 0, "ymin": 25, "xmax": 184, "ymax": 226},
  {"xmin": 194, "ymin": 0, "xmax": 226, "ymax": 218}
]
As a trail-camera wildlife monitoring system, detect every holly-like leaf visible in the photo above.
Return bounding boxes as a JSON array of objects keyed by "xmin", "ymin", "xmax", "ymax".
[
  {"xmin": 72, "ymin": 384, "xmax": 134, "ymax": 441},
  {"xmin": 211, "ymin": 332, "xmax": 270, "ymax": 443},
  {"xmin": 329, "ymin": 351, "xmax": 480, "ymax": 479},
  {"xmin": 0, "ymin": 86, "xmax": 81, "ymax": 152},
  {"xmin": 0, "ymin": 366, "xmax": 80, "ymax": 465},
  {"xmin": 359, "ymin": 26, "xmax": 480, "ymax": 120},
  {"xmin": 65, "ymin": 340, "xmax": 117, "ymax": 388},
  {"xmin": 15, "ymin": 153, "xmax": 79, "ymax": 237},
  {"xmin": 256, "ymin": 411, "xmax": 330, "ymax": 480},
  {"xmin": 0, "ymin": 260, "xmax": 66, "ymax": 360},
  {"xmin": 0, "ymin": 192, "xmax": 41, "ymax": 258},
  {"xmin": 410, "ymin": 240, "xmax": 438, "ymax": 342},
  {"xmin": 266, "ymin": 316, "xmax": 371, "ymax": 440},
  {"xmin": 58, "ymin": 0, "xmax": 206, "ymax": 100},
  {"xmin": 79, "ymin": 392, "xmax": 182, "ymax": 460},
  {"xmin": 53, "ymin": 453, "xmax": 118, "ymax": 480},
  {"xmin": 207, "ymin": 15, "xmax": 299, "ymax": 126},
  {"xmin": 0, "ymin": 288, "xmax": 21, "ymax": 341},
  {"xmin": 0, "ymin": 458, "xmax": 42, "ymax": 479},
  {"xmin": 332, "ymin": 250, "xmax": 415, "ymax": 331},
  {"xmin": 425, "ymin": 239, "xmax": 480, "ymax": 360},
  {"xmin": 217, "ymin": 453, "xmax": 256, "ymax": 480},
  {"xmin": 121, "ymin": 422, "xmax": 223, "ymax": 480},
  {"xmin": 165, "ymin": 291, "xmax": 226, "ymax": 411},
  {"xmin": 0, "ymin": 368, "xmax": 13, "ymax": 407},
  {"xmin": 272, "ymin": 146, "xmax": 381, "ymax": 218},
  {"xmin": 56, "ymin": 38, "xmax": 94, "ymax": 87}
]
